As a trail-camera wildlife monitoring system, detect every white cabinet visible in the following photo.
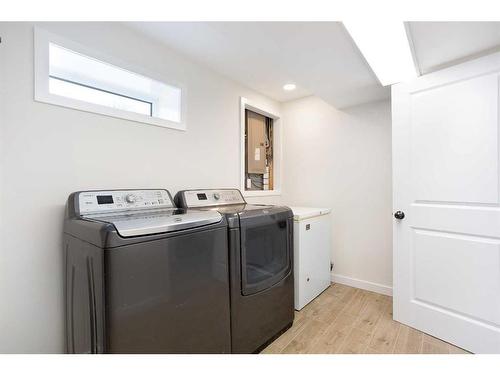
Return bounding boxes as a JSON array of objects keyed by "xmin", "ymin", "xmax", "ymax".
[{"xmin": 290, "ymin": 207, "xmax": 332, "ymax": 310}]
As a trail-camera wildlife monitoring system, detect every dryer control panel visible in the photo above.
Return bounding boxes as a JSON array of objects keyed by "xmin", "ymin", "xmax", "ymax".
[
  {"xmin": 77, "ymin": 189, "xmax": 174, "ymax": 215},
  {"xmin": 180, "ymin": 189, "xmax": 246, "ymax": 207}
]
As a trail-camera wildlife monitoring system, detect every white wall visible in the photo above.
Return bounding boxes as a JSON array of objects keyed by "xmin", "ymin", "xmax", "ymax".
[
  {"xmin": 0, "ymin": 22, "xmax": 280, "ymax": 353},
  {"xmin": 281, "ymin": 97, "xmax": 393, "ymax": 294}
]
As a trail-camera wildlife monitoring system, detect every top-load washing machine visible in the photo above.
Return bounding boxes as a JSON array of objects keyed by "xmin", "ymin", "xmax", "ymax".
[
  {"xmin": 175, "ymin": 188, "xmax": 294, "ymax": 353},
  {"xmin": 64, "ymin": 189, "xmax": 231, "ymax": 353}
]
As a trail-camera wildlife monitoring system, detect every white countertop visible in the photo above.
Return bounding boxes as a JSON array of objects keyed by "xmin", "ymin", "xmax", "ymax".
[{"xmin": 288, "ymin": 206, "xmax": 331, "ymax": 221}]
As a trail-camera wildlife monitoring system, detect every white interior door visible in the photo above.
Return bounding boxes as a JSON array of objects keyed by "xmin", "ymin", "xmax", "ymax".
[{"xmin": 392, "ymin": 52, "xmax": 500, "ymax": 354}]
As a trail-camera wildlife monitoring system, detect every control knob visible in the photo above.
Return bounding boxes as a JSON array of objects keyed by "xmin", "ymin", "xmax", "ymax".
[{"xmin": 125, "ymin": 194, "xmax": 137, "ymax": 203}]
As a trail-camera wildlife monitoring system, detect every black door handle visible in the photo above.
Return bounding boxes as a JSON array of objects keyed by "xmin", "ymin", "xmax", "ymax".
[{"xmin": 394, "ymin": 211, "xmax": 405, "ymax": 220}]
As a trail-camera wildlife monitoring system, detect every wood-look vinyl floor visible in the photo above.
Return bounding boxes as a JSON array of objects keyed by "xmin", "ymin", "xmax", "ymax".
[{"xmin": 261, "ymin": 283, "xmax": 470, "ymax": 354}]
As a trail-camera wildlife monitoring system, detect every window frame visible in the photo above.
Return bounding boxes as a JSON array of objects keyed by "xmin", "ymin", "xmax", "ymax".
[
  {"xmin": 34, "ymin": 27, "xmax": 187, "ymax": 131},
  {"xmin": 240, "ymin": 97, "xmax": 282, "ymax": 197}
]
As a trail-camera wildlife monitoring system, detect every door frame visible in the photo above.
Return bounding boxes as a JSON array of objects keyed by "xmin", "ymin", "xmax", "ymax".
[{"xmin": 239, "ymin": 97, "xmax": 283, "ymax": 198}]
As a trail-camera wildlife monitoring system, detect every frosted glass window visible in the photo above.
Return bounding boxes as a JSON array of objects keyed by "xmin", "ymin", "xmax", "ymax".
[
  {"xmin": 49, "ymin": 77, "xmax": 152, "ymax": 116},
  {"xmin": 47, "ymin": 43, "xmax": 182, "ymax": 124}
]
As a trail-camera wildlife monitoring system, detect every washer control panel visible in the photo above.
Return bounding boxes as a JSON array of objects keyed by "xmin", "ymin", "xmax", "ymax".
[
  {"xmin": 77, "ymin": 189, "xmax": 173, "ymax": 215},
  {"xmin": 182, "ymin": 189, "xmax": 245, "ymax": 207}
]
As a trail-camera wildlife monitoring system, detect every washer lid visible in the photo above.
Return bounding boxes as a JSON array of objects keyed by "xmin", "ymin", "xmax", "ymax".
[
  {"xmin": 288, "ymin": 206, "xmax": 331, "ymax": 221},
  {"xmin": 87, "ymin": 208, "xmax": 222, "ymax": 237}
]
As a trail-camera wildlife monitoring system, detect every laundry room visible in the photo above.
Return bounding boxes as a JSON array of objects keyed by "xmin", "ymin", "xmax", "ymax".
[{"xmin": 1, "ymin": 1, "xmax": 500, "ymax": 373}]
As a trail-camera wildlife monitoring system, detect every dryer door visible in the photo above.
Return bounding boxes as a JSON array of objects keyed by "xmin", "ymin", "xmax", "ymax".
[{"xmin": 239, "ymin": 209, "xmax": 292, "ymax": 296}]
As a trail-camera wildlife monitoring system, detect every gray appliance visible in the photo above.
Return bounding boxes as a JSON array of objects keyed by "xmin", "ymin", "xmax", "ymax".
[
  {"xmin": 64, "ymin": 189, "xmax": 231, "ymax": 353},
  {"xmin": 174, "ymin": 189, "xmax": 294, "ymax": 353}
]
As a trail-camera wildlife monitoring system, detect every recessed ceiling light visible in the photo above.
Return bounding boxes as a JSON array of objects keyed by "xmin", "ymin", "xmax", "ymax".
[
  {"xmin": 343, "ymin": 21, "xmax": 417, "ymax": 86},
  {"xmin": 283, "ymin": 83, "xmax": 296, "ymax": 91}
]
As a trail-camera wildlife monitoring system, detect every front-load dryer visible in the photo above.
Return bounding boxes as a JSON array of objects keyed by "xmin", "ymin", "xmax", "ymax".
[
  {"xmin": 175, "ymin": 188, "xmax": 294, "ymax": 353},
  {"xmin": 64, "ymin": 189, "xmax": 231, "ymax": 353}
]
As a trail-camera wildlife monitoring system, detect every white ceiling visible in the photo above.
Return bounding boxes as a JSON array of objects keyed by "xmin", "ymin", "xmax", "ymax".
[
  {"xmin": 126, "ymin": 22, "xmax": 389, "ymax": 109},
  {"xmin": 408, "ymin": 22, "xmax": 500, "ymax": 74},
  {"xmin": 126, "ymin": 22, "xmax": 500, "ymax": 109}
]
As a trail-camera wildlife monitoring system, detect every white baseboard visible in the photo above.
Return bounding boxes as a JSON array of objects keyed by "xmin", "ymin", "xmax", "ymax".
[{"xmin": 331, "ymin": 273, "xmax": 393, "ymax": 297}]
